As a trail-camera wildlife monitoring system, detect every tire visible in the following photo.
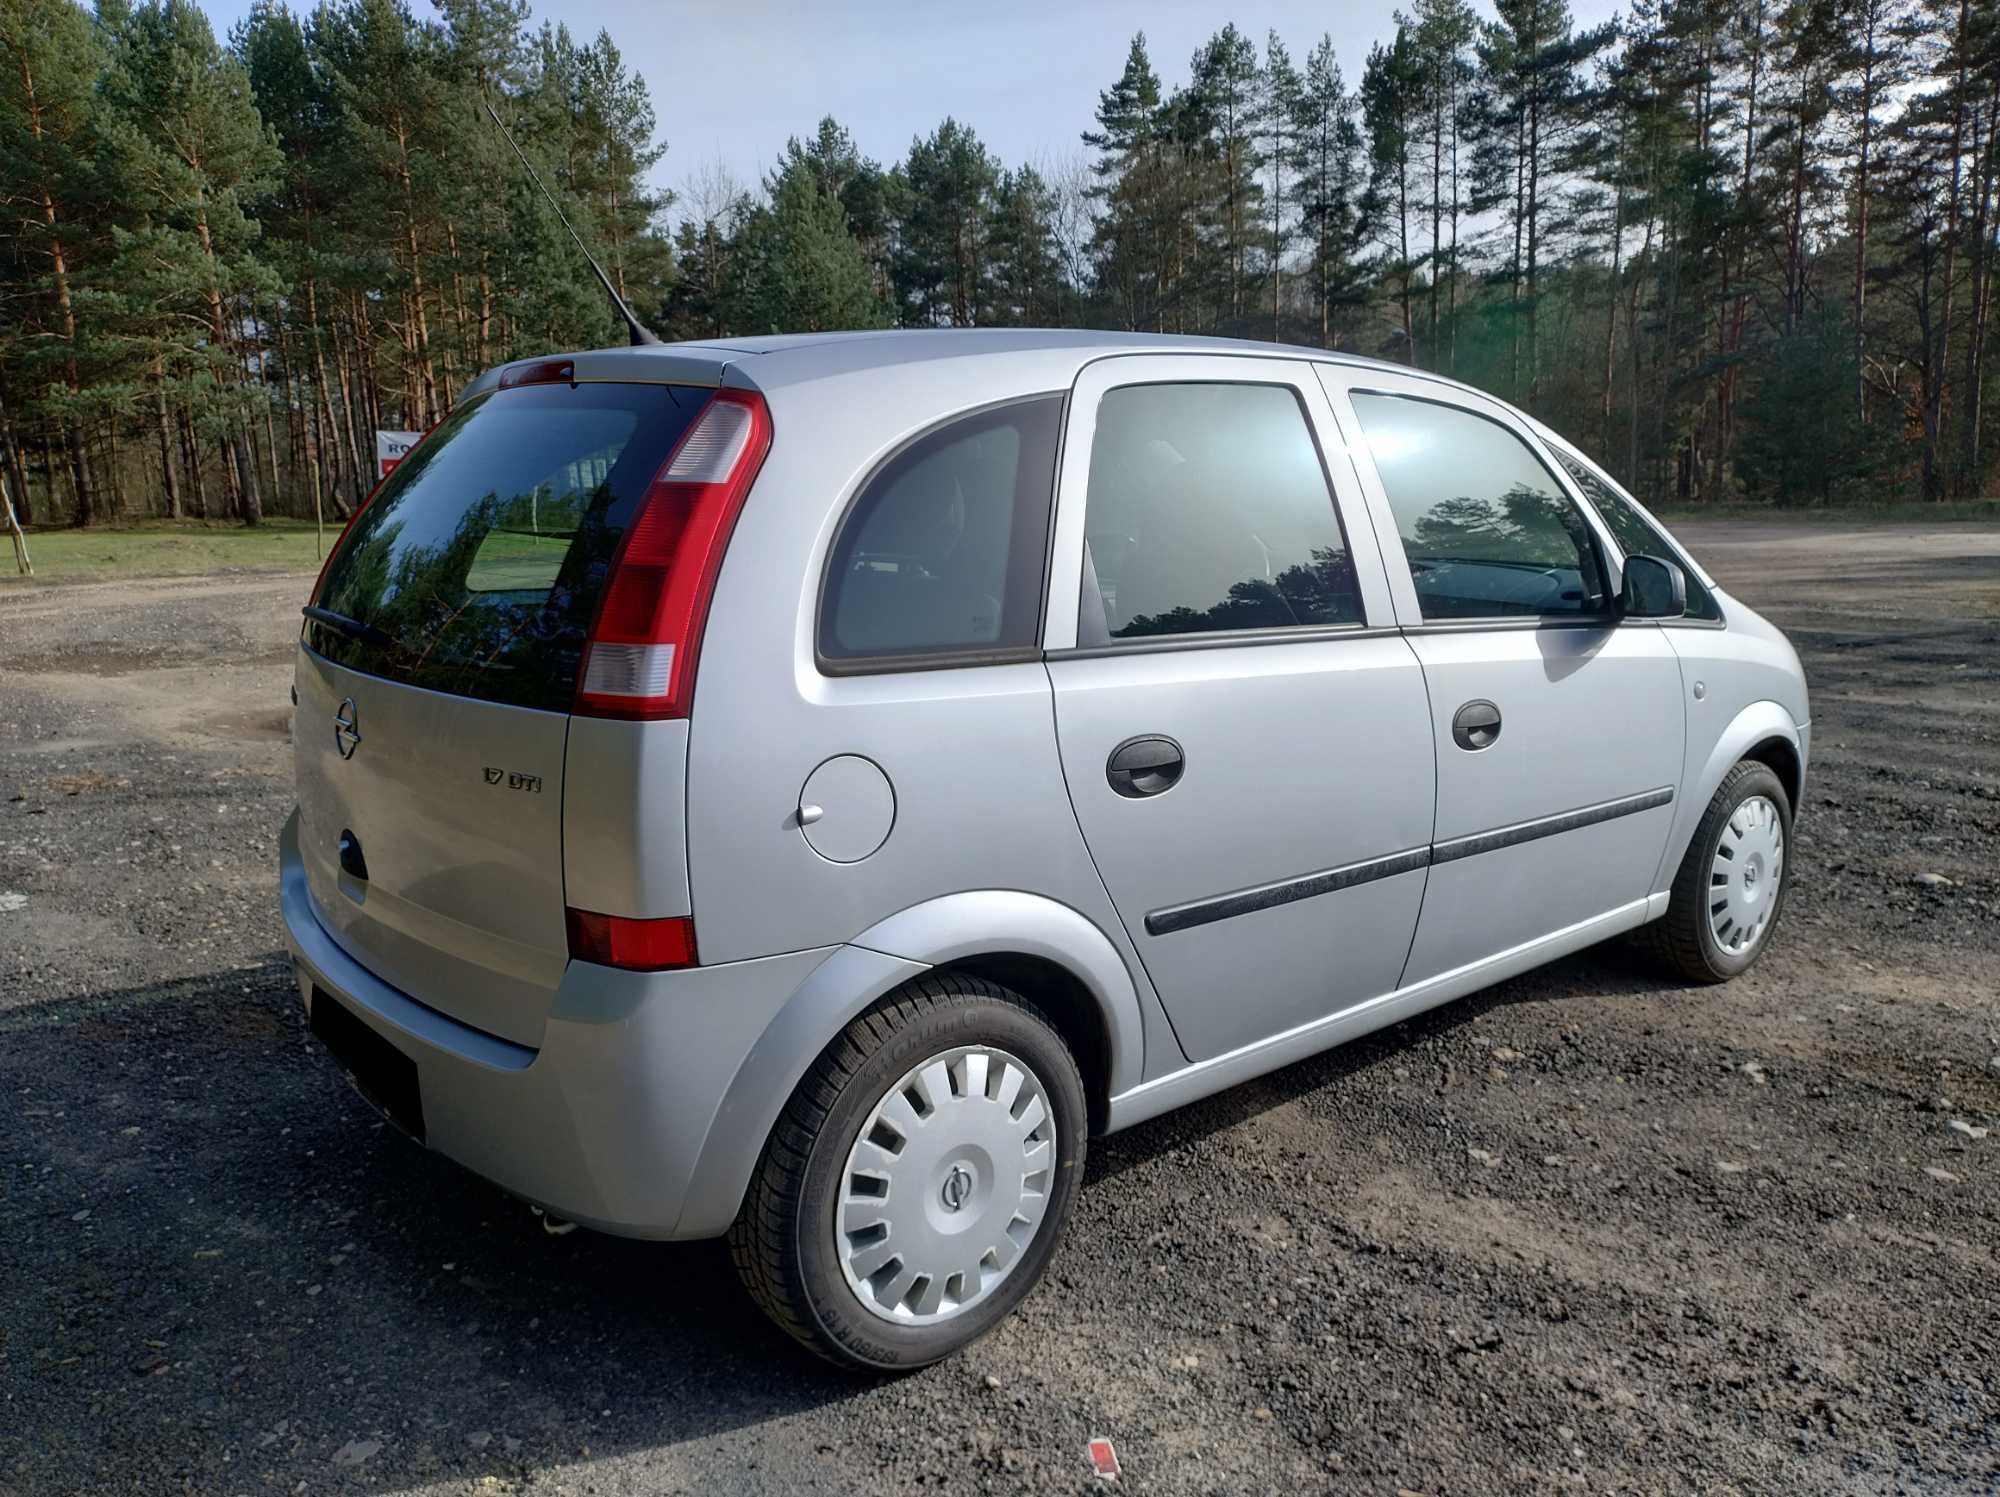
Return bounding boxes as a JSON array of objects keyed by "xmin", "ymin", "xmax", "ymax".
[
  {"xmin": 728, "ymin": 974, "xmax": 1088, "ymax": 1371},
  {"xmin": 1640, "ymin": 759, "xmax": 1793, "ymax": 983}
]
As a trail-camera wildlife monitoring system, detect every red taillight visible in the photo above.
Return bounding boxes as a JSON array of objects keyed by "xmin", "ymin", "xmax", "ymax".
[
  {"xmin": 574, "ymin": 387, "xmax": 772, "ymax": 720},
  {"xmin": 565, "ymin": 908, "xmax": 697, "ymax": 970}
]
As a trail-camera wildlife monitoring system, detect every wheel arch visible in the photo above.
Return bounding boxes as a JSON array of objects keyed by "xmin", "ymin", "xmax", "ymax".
[
  {"xmin": 675, "ymin": 891, "xmax": 1145, "ymax": 1238},
  {"xmin": 1740, "ymin": 732, "xmax": 1803, "ymax": 812},
  {"xmin": 1654, "ymin": 699, "xmax": 1805, "ymax": 893},
  {"xmin": 852, "ymin": 891, "xmax": 1146, "ymax": 1117}
]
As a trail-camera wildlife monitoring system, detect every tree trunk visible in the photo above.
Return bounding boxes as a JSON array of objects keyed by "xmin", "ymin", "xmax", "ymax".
[
  {"xmin": 151, "ymin": 358, "xmax": 182, "ymax": 520},
  {"xmin": 1601, "ymin": 129, "xmax": 1626, "ymax": 459},
  {"xmin": 1928, "ymin": 0, "xmax": 1971, "ymax": 501},
  {"xmin": 1959, "ymin": 80, "xmax": 1997, "ymax": 493},
  {"xmin": 396, "ymin": 119, "xmax": 439, "ymax": 426},
  {"xmin": 0, "ymin": 387, "xmax": 33, "ymax": 528},
  {"xmin": 1446, "ymin": 69, "xmax": 1462, "ymax": 376},
  {"xmin": 18, "ymin": 50, "xmax": 96, "ymax": 526},
  {"xmin": 179, "ymin": 405, "xmax": 206, "ymax": 520},
  {"xmin": 1853, "ymin": 2, "xmax": 1875, "ymax": 426}
]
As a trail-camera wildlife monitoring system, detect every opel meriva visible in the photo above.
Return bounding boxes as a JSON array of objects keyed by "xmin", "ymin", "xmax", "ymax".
[{"xmin": 281, "ymin": 330, "xmax": 1809, "ymax": 1369}]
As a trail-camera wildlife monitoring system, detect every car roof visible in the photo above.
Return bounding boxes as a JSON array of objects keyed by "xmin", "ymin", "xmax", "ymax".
[{"xmin": 462, "ymin": 328, "xmax": 1490, "ymax": 403}]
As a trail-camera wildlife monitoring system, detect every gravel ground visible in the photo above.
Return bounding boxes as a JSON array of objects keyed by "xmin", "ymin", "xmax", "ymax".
[{"xmin": 1, "ymin": 524, "xmax": 1996, "ymax": 1496}]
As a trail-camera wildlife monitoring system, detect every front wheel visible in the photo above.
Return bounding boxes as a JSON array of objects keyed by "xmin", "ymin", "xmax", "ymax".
[
  {"xmin": 1641, "ymin": 759, "xmax": 1793, "ymax": 982},
  {"xmin": 729, "ymin": 975, "xmax": 1087, "ymax": 1371}
]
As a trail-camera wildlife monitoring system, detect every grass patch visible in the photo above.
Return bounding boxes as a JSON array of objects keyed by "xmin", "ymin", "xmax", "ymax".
[
  {"xmin": 0, "ymin": 518, "xmax": 332, "ymax": 585},
  {"xmin": 1654, "ymin": 500, "xmax": 2000, "ymax": 525}
]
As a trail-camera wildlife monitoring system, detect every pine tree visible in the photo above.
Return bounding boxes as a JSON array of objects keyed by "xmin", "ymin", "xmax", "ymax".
[
  {"xmin": 726, "ymin": 160, "xmax": 887, "ymax": 333},
  {"xmin": 1290, "ymin": 35, "xmax": 1365, "ymax": 349},
  {"xmin": 1190, "ymin": 24, "xmax": 1265, "ymax": 327},
  {"xmin": 1362, "ymin": 29, "xmax": 1422, "ymax": 361},
  {"xmin": 1083, "ymin": 34, "xmax": 1169, "ymax": 331},
  {"xmin": 1472, "ymin": 0, "xmax": 1616, "ymax": 406},
  {"xmin": 892, "ymin": 119, "xmax": 1000, "ymax": 326},
  {"xmin": 1408, "ymin": 0, "xmax": 1477, "ymax": 372},
  {"xmin": 1260, "ymin": 33, "xmax": 1302, "ymax": 339},
  {"xmin": 0, "ymin": 0, "xmax": 111, "ymax": 523},
  {"xmin": 987, "ymin": 166, "xmax": 1065, "ymax": 325},
  {"xmin": 102, "ymin": 0, "xmax": 281, "ymax": 524}
]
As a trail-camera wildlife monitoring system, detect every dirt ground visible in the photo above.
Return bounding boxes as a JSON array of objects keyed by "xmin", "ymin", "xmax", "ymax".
[{"xmin": 1, "ymin": 523, "xmax": 1995, "ymax": 1496}]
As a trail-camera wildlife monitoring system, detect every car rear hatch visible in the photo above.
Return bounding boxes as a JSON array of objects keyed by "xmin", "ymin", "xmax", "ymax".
[{"xmin": 294, "ymin": 375, "xmax": 720, "ymax": 1048}]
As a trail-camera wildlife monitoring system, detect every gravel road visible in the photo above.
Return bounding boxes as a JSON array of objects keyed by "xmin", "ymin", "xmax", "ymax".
[{"xmin": 2, "ymin": 523, "xmax": 1996, "ymax": 1495}]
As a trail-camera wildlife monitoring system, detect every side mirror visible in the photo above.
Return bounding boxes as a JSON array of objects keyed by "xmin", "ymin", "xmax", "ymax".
[{"xmin": 1620, "ymin": 553, "xmax": 1687, "ymax": 619}]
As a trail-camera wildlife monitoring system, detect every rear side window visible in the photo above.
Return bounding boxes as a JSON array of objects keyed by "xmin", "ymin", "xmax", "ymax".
[
  {"xmin": 1349, "ymin": 392, "xmax": 1610, "ymax": 622},
  {"xmin": 1552, "ymin": 449, "xmax": 1723, "ymax": 622},
  {"xmin": 1080, "ymin": 382, "xmax": 1361, "ymax": 642},
  {"xmin": 307, "ymin": 382, "xmax": 706, "ymax": 711},
  {"xmin": 819, "ymin": 395, "xmax": 1063, "ymax": 669}
]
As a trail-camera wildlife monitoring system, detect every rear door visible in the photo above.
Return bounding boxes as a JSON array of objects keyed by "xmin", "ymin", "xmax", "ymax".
[
  {"xmin": 1042, "ymin": 355, "xmax": 1434, "ymax": 1065},
  {"xmin": 1319, "ymin": 368, "xmax": 1685, "ymax": 983},
  {"xmin": 296, "ymin": 379, "xmax": 709, "ymax": 1047}
]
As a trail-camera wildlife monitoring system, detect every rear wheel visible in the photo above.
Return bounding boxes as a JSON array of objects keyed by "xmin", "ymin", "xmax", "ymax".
[
  {"xmin": 729, "ymin": 975, "xmax": 1086, "ymax": 1371},
  {"xmin": 1641, "ymin": 760, "xmax": 1792, "ymax": 982}
]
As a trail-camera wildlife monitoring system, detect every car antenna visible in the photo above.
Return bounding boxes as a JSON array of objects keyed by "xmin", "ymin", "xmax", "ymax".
[{"xmin": 483, "ymin": 99, "xmax": 662, "ymax": 347}]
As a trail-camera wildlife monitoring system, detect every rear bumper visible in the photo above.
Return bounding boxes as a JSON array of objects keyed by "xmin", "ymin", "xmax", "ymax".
[{"xmin": 279, "ymin": 810, "xmax": 841, "ymax": 1240}]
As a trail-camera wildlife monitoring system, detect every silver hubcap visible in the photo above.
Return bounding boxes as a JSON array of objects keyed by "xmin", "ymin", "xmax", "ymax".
[
  {"xmin": 1710, "ymin": 794, "xmax": 1784, "ymax": 956},
  {"xmin": 837, "ymin": 1045, "xmax": 1056, "ymax": 1325}
]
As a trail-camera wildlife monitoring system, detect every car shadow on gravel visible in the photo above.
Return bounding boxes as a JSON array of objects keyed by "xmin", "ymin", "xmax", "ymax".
[
  {"xmin": 1085, "ymin": 943, "xmax": 1671, "ymax": 1186},
  {"xmin": 0, "ymin": 940, "xmax": 1688, "ymax": 1490},
  {"xmin": 0, "ymin": 959, "xmax": 867, "ymax": 1492}
]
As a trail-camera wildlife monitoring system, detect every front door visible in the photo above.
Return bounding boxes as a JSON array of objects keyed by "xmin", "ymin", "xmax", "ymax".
[
  {"xmin": 1042, "ymin": 355, "xmax": 1435, "ymax": 1064},
  {"xmin": 1320, "ymin": 369, "xmax": 1685, "ymax": 983}
]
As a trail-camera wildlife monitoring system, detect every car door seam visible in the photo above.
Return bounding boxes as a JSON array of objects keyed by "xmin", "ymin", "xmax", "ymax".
[{"xmin": 1036, "ymin": 659, "xmax": 1193, "ymax": 1069}]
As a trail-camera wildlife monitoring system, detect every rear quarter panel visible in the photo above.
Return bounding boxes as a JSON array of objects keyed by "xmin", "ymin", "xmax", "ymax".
[{"xmin": 686, "ymin": 355, "xmax": 1179, "ymax": 1078}]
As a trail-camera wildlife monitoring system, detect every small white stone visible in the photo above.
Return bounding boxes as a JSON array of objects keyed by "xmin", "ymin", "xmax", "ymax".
[{"xmin": 330, "ymin": 1439, "xmax": 381, "ymax": 1468}]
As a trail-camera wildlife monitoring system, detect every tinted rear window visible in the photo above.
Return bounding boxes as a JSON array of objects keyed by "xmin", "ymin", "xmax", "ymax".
[{"xmin": 306, "ymin": 382, "xmax": 707, "ymax": 711}]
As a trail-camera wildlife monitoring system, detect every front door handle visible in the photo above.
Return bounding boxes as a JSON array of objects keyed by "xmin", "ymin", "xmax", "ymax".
[
  {"xmin": 1451, "ymin": 700, "xmax": 1502, "ymax": 752},
  {"xmin": 1107, "ymin": 735, "xmax": 1185, "ymax": 798}
]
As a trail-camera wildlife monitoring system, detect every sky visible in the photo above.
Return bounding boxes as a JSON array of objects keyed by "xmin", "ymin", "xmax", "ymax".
[{"xmin": 195, "ymin": 0, "xmax": 1623, "ymax": 222}]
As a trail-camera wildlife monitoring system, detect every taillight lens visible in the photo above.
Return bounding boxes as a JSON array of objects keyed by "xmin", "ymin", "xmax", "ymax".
[
  {"xmin": 565, "ymin": 908, "xmax": 697, "ymax": 970},
  {"xmin": 575, "ymin": 387, "xmax": 772, "ymax": 720}
]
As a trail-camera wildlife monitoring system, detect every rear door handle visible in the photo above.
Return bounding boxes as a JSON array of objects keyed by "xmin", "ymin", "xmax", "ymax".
[
  {"xmin": 1451, "ymin": 700, "xmax": 1502, "ymax": 752},
  {"xmin": 1107, "ymin": 736, "xmax": 1185, "ymax": 798}
]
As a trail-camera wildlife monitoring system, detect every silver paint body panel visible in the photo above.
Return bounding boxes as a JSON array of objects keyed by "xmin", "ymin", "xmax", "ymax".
[{"xmin": 282, "ymin": 329, "xmax": 1809, "ymax": 1239}]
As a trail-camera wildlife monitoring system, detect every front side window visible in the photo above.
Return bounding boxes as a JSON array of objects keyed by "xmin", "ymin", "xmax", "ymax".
[
  {"xmin": 1552, "ymin": 449, "xmax": 1723, "ymax": 622},
  {"xmin": 1348, "ymin": 392, "xmax": 1610, "ymax": 622},
  {"xmin": 1080, "ymin": 382, "xmax": 1361, "ymax": 642},
  {"xmin": 819, "ymin": 395, "xmax": 1063, "ymax": 668}
]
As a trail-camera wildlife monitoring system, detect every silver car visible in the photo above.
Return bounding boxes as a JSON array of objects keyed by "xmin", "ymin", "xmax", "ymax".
[{"xmin": 281, "ymin": 330, "xmax": 1808, "ymax": 1369}]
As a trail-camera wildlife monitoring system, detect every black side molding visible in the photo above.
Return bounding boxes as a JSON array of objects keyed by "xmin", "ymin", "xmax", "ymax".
[
  {"xmin": 1429, "ymin": 786, "xmax": 1676, "ymax": 865},
  {"xmin": 1146, "ymin": 846, "xmax": 1432, "ymax": 937},
  {"xmin": 1142, "ymin": 786, "xmax": 1675, "ymax": 938}
]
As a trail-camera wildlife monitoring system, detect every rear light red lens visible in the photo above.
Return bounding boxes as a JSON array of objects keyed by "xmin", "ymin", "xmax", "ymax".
[
  {"xmin": 565, "ymin": 908, "xmax": 697, "ymax": 970},
  {"xmin": 574, "ymin": 388, "xmax": 772, "ymax": 720}
]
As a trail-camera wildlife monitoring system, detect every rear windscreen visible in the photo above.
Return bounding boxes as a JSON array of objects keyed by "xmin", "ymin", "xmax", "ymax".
[{"xmin": 306, "ymin": 382, "xmax": 708, "ymax": 712}]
